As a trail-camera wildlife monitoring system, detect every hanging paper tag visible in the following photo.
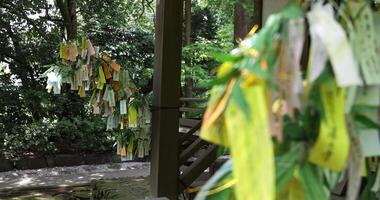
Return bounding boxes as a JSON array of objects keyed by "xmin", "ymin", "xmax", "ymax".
[
  {"xmin": 348, "ymin": 1, "xmax": 380, "ymax": 85},
  {"xmin": 144, "ymin": 106, "xmax": 151, "ymax": 123},
  {"xmin": 138, "ymin": 140, "xmax": 144, "ymax": 158},
  {"xmin": 116, "ymin": 142, "xmax": 121, "ymax": 155},
  {"xmin": 127, "ymin": 138, "xmax": 134, "ymax": 161},
  {"xmin": 307, "ymin": 29, "xmax": 328, "ymax": 83},
  {"xmin": 81, "ymin": 49, "xmax": 87, "ymax": 59},
  {"xmin": 93, "ymin": 105, "xmax": 100, "ymax": 115},
  {"xmin": 144, "ymin": 139, "xmax": 150, "ymax": 156},
  {"xmin": 94, "ymin": 46, "xmax": 100, "ymax": 58},
  {"xmin": 359, "ymin": 130, "xmax": 380, "ymax": 157},
  {"xmin": 307, "ymin": 3, "xmax": 362, "ymax": 87},
  {"xmin": 71, "ymin": 76, "xmax": 79, "ymax": 91},
  {"xmin": 355, "ymin": 86, "xmax": 380, "ymax": 106},
  {"xmin": 88, "ymin": 65, "xmax": 93, "ymax": 77},
  {"xmin": 309, "ymin": 84, "xmax": 350, "ymax": 171},
  {"xmin": 279, "ymin": 18, "xmax": 305, "ymax": 113},
  {"xmin": 46, "ymin": 71, "xmax": 62, "ymax": 94},
  {"xmin": 86, "ymin": 39, "xmax": 95, "ymax": 57},
  {"xmin": 110, "ymin": 61, "xmax": 121, "ymax": 72},
  {"xmin": 84, "ymin": 81, "xmax": 90, "ymax": 91},
  {"xmin": 128, "ymin": 105, "xmax": 138, "ymax": 128},
  {"xmin": 113, "ymin": 70, "xmax": 120, "ymax": 81},
  {"xmin": 103, "ymin": 64, "xmax": 112, "ymax": 79},
  {"xmin": 59, "ymin": 43, "xmax": 65, "ymax": 59},
  {"xmin": 103, "ymin": 85, "xmax": 110, "ymax": 102},
  {"xmin": 106, "ymin": 114, "xmax": 115, "ymax": 131},
  {"xmin": 78, "ymin": 86, "xmax": 86, "ymax": 97},
  {"xmin": 97, "ymin": 66, "xmax": 106, "ymax": 90},
  {"xmin": 108, "ymin": 89, "xmax": 116, "ymax": 107},
  {"xmin": 224, "ymin": 83, "xmax": 275, "ymax": 200},
  {"xmin": 82, "ymin": 65, "xmax": 89, "ymax": 81},
  {"xmin": 120, "ymin": 121, "xmax": 124, "ymax": 130},
  {"xmin": 120, "ymin": 145, "xmax": 127, "ymax": 157},
  {"xmin": 66, "ymin": 44, "xmax": 78, "ymax": 62},
  {"xmin": 120, "ymin": 100, "xmax": 127, "ymax": 115}
]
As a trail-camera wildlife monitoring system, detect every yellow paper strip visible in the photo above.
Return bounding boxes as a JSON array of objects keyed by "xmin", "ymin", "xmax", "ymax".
[
  {"xmin": 225, "ymin": 82, "xmax": 275, "ymax": 200},
  {"xmin": 309, "ymin": 83, "xmax": 350, "ymax": 171}
]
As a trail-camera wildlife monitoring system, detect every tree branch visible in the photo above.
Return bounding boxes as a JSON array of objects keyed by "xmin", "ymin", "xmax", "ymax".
[{"xmin": 0, "ymin": 2, "xmax": 51, "ymax": 41}]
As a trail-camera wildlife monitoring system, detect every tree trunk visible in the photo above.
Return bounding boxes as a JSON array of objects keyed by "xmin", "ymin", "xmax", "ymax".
[
  {"xmin": 184, "ymin": 0, "xmax": 193, "ymax": 99},
  {"xmin": 234, "ymin": 0, "xmax": 262, "ymax": 43},
  {"xmin": 56, "ymin": 0, "xmax": 77, "ymax": 40},
  {"xmin": 184, "ymin": 0, "xmax": 192, "ymax": 45},
  {"xmin": 252, "ymin": 0, "xmax": 263, "ymax": 29}
]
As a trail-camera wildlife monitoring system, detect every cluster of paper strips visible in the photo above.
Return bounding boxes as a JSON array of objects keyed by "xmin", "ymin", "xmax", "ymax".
[
  {"xmin": 197, "ymin": 1, "xmax": 380, "ymax": 200},
  {"xmin": 45, "ymin": 37, "xmax": 151, "ymax": 161}
]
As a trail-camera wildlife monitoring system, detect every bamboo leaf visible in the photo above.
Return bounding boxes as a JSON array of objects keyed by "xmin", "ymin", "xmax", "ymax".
[
  {"xmin": 230, "ymin": 79, "xmax": 251, "ymax": 120},
  {"xmin": 195, "ymin": 160, "xmax": 235, "ymax": 200},
  {"xmin": 210, "ymin": 52, "xmax": 242, "ymax": 63},
  {"xmin": 299, "ymin": 162, "xmax": 328, "ymax": 200},
  {"xmin": 276, "ymin": 144, "xmax": 302, "ymax": 191},
  {"xmin": 354, "ymin": 113, "xmax": 380, "ymax": 130},
  {"xmin": 207, "ymin": 68, "xmax": 240, "ymax": 87}
]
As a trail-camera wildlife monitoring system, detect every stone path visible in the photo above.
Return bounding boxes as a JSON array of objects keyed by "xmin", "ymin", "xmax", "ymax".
[{"xmin": 0, "ymin": 162, "xmax": 150, "ymax": 193}]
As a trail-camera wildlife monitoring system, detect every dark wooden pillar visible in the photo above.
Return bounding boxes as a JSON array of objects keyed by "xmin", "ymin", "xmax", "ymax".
[{"xmin": 151, "ymin": 0, "xmax": 183, "ymax": 199}]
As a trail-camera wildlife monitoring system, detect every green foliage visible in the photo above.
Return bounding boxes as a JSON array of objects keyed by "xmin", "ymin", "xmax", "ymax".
[
  {"xmin": 182, "ymin": 2, "xmax": 234, "ymax": 91},
  {"xmin": 0, "ymin": 0, "xmax": 154, "ymax": 159},
  {"xmin": 1, "ymin": 115, "xmax": 115, "ymax": 159},
  {"xmin": 0, "ymin": 0, "xmax": 233, "ymax": 159}
]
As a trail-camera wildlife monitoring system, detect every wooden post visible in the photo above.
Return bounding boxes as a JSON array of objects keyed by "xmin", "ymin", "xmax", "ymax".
[{"xmin": 151, "ymin": 0, "xmax": 183, "ymax": 199}]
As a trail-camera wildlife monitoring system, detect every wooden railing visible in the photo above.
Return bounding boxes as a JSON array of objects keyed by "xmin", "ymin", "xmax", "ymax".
[{"xmin": 177, "ymin": 97, "xmax": 218, "ymax": 195}]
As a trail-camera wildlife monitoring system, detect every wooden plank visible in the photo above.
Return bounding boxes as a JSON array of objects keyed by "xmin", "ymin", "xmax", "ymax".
[
  {"xmin": 179, "ymin": 107, "xmax": 205, "ymax": 113},
  {"xmin": 180, "ymin": 97, "xmax": 207, "ymax": 102},
  {"xmin": 180, "ymin": 138, "xmax": 208, "ymax": 164},
  {"xmin": 179, "ymin": 118, "xmax": 201, "ymax": 128},
  {"xmin": 150, "ymin": 0, "xmax": 183, "ymax": 198},
  {"xmin": 178, "ymin": 145, "xmax": 217, "ymax": 192},
  {"xmin": 180, "ymin": 120, "xmax": 202, "ymax": 142}
]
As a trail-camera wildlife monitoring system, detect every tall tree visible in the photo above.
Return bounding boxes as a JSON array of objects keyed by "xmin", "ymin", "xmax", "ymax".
[
  {"xmin": 56, "ymin": 0, "xmax": 77, "ymax": 40},
  {"xmin": 233, "ymin": 0, "xmax": 262, "ymax": 42},
  {"xmin": 184, "ymin": 0, "xmax": 192, "ymax": 45}
]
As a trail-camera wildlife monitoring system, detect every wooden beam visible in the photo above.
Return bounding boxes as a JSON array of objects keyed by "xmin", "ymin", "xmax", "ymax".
[
  {"xmin": 180, "ymin": 120, "xmax": 202, "ymax": 142},
  {"xmin": 179, "ymin": 118, "xmax": 201, "ymax": 128},
  {"xmin": 150, "ymin": 0, "xmax": 183, "ymax": 198},
  {"xmin": 180, "ymin": 97, "xmax": 207, "ymax": 102},
  {"xmin": 180, "ymin": 138, "xmax": 208, "ymax": 164},
  {"xmin": 178, "ymin": 145, "xmax": 217, "ymax": 192},
  {"xmin": 179, "ymin": 107, "xmax": 204, "ymax": 113}
]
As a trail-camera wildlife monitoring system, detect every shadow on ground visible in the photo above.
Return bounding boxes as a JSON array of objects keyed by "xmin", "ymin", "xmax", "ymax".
[{"xmin": 0, "ymin": 177, "xmax": 150, "ymax": 200}]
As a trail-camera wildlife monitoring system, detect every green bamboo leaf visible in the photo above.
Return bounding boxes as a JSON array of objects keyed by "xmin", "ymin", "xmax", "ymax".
[
  {"xmin": 195, "ymin": 160, "xmax": 235, "ymax": 200},
  {"xmin": 207, "ymin": 68, "xmax": 240, "ymax": 87},
  {"xmin": 354, "ymin": 113, "xmax": 380, "ymax": 129},
  {"xmin": 276, "ymin": 144, "xmax": 302, "ymax": 191},
  {"xmin": 351, "ymin": 104, "xmax": 379, "ymax": 113},
  {"xmin": 299, "ymin": 162, "xmax": 328, "ymax": 200},
  {"xmin": 210, "ymin": 52, "xmax": 242, "ymax": 63},
  {"xmin": 230, "ymin": 79, "xmax": 251, "ymax": 120},
  {"xmin": 360, "ymin": 164, "xmax": 378, "ymax": 200}
]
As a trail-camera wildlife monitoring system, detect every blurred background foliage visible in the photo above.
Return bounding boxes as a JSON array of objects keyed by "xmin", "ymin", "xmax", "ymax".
[{"xmin": 0, "ymin": 0, "xmax": 235, "ymax": 159}]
